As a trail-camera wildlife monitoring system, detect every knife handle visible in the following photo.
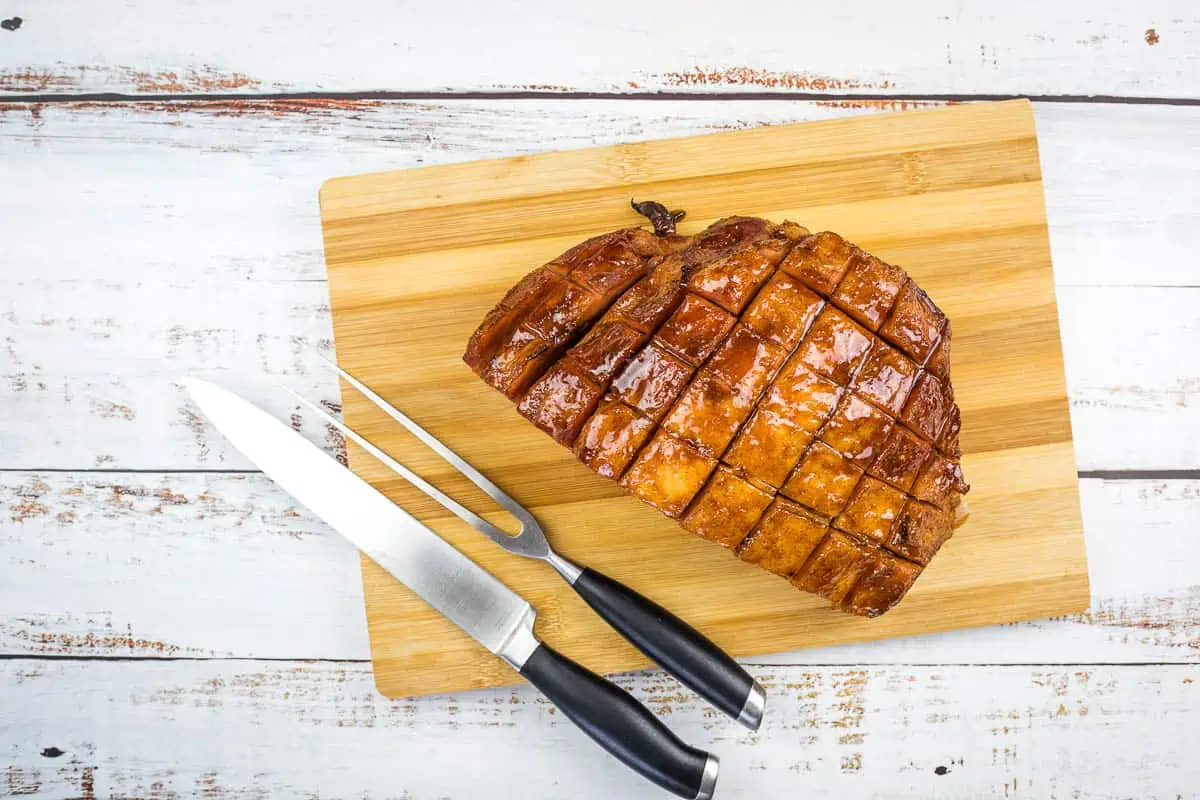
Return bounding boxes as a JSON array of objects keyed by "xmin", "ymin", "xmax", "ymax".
[
  {"xmin": 519, "ymin": 642, "xmax": 718, "ymax": 800},
  {"xmin": 572, "ymin": 567, "xmax": 765, "ymax": 730}
]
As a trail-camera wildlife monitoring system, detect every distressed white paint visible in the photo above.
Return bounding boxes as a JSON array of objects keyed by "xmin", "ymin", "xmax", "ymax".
[
  {"xmin": 0, "ymin": 279, "xmax": 341, "ymax": 470},
  {"xmin": 0, "ymin": 1, "xmax": 1195, "ymax": 97},
  {"xmin": 1, "ymin": 102, "xmax": 1198, "ymax": 469},
  {"xmin": 1036, "ymin": 104, "xmax": 1200, "ymax": 289},
  {"xmin": 1, "ymin": 13, "xmax": 1198, "ymax": 793},
  {"xmin": 1, "ymin": 101, "xmax": 1197, "ymax": 287},
  {"xmin": 1059, "ymin": 288, "xmax": 1200, "ymax": 472},
  {"xmin": 2, "ymin": 659, "xmax": 1197, "ymax": 798},
  {"xmin": 0, "ymin": 472, "xmax": 369, "ymax": 660},
  {"xmin": 1, "ymin": 474, "xmax": 1196, "ymax": 663}
]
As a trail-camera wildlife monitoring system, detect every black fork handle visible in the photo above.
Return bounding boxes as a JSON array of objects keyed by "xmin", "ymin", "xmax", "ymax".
[{"xmin": 571, "ymin": 566, "xmax": 765, "ymax": 730}]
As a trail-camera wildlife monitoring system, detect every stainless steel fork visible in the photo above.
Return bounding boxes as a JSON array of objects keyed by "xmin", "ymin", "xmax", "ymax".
[{"xmin": 294, "ymin": 356, "xmax": 766, "ymax": 730}]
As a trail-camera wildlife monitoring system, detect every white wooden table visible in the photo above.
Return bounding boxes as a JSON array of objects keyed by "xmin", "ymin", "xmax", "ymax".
[{"xmin": 2, "ymin": 3, "xmax": 1198, "ymax": 797}]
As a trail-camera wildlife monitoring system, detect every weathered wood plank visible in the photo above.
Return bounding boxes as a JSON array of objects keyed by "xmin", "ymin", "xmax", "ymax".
[
  {"xmin": 1, "ymin": 279, "xmax": 340, "ymax": 470},
  {"xmin": 0, "ymin": 472, "xmax": 367, "ymax": 660},
  {"xmin": 1, "ymin": 102, "xmax": 1194, "ymax": 286},
  {"xmin": 1, "ymin": 101, "xmax": 1197, "ymax": 470},
  {"xmin": 2, "ymin": 659, "xmax": 1196, "ymax": 798},
  {"xmin": 1059, "ymin": 288, "xmax": 1200, "ymax": 472},
  {"xmin": 0, "ymin": 1, "xmax": 1195, "ymax": 97},
  {"xmin": 1, "ymin": 474, "xmax": 1196, "ymax": 663}
]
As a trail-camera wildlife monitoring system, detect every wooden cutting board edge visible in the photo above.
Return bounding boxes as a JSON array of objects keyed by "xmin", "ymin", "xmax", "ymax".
[{"xmin": 321, "ymin": 99, "xmax": 1091, "ymax": 699}]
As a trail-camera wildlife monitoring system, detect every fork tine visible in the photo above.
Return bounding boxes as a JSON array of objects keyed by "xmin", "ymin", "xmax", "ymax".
[
  {"xmin": 286, "ymin": 388, "xmax": 509, "ymax": 541},
  {"xmin": 320, "ymin": 355, "xmax": 535, "ymax": 525}
]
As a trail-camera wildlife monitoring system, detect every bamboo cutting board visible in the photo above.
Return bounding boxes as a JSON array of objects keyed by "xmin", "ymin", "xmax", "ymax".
[{"xmin": 320, "ymin": 99, "xmax": 1089, "ymax": 699}]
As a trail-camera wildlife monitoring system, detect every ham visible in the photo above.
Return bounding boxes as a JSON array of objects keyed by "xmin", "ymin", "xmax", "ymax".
[{"xmin": 464, "ymin": 204, "xmax": 968, "ymax": 617}]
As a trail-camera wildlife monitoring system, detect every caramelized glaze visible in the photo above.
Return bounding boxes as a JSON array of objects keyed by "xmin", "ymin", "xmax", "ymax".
[{"xmin": 465, "ymin": 216, "xmax": 968, "ymax": 617}]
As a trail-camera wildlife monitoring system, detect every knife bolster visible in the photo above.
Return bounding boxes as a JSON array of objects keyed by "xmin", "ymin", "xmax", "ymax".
[{"xmin": 497, "ymin": 605, "xmax": 541, "ymax": 670}]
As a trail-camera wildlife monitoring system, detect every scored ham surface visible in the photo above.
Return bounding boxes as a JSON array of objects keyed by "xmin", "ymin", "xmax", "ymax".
[{"xmin": 464, "ymin": 208, "xmax": 968, "ymax": 617}]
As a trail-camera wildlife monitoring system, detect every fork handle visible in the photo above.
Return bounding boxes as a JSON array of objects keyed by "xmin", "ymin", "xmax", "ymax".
[
  {"xmin": 572, "ymin": 567, "xmax": 765, "ymax": 730},
  {"xmin": 520, "ymin": 642, "xmax": 719, "ymax": 800}
]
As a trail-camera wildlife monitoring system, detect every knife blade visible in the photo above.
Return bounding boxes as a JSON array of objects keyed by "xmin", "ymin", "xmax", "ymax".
[
  {"xmin": 183, "ymin": 376, "xmax": 531, "ymax": 656},
  {"xmin": 182, "ymin": 377, "xmax": 719, "ymax": 800}
]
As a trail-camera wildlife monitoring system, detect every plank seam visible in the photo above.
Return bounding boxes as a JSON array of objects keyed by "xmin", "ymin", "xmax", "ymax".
[
  {"xmin": 5, "ymin": 468, "xmax": 1198, "ymax": 478},
  {"xmin": 0, "ymin": 468, "xmax": 263, "ymax": 474},
  {"xmin": 1076, "ymin": 470, "xmax": 1200, "ymax": 480},
  {"xmin": 0, "ymin": 654, "xmax": 1195, "ymax": 667},
  {"xmin": 2, "ymin": 91, "xmax": 1200, "ymax": 106}
]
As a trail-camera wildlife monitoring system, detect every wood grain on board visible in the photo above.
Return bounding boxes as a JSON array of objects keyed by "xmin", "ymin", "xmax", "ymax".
[{"xmin": 320, "ymin": 100, "xmax": 1089, "ymax": 697}]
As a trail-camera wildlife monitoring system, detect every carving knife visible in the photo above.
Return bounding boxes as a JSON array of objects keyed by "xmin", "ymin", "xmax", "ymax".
[
  {"xmin": 182, "ymin": 377, "xmax": 719, "ymax": 800},
  {"xmin": 299, "ymin": 356, "xmax": 765, "ymax": 730}
]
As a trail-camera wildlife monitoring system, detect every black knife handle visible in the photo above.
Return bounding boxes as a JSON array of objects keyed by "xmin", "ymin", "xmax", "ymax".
[
  {"xmin": 572, "ymin": 567, "xmax": 765, "ymax": 730},
  {"xmin": 520, "ymin": 642, "xmax": 718, "ymax": 800}
]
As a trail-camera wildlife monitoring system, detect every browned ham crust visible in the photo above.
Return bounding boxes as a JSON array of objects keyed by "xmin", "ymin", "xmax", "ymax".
[{"xmin": 464, "ymin": 209, "xmax": 968, "ymax": 617}]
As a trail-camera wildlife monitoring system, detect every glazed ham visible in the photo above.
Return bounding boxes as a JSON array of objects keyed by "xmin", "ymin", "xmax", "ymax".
[{"xmin": 464, "ymin": 205, "xmax": 968, "ymax": 617}]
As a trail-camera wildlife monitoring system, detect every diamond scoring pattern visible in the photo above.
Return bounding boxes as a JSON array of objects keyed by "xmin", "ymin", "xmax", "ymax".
[{"xmin": 466, "ymin": 217, "xmax": 969, "ymax": 617}]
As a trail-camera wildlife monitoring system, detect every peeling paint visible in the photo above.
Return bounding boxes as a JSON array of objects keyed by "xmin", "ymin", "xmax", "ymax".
[
  {"xmin": 832, "ymin": 669, "xmax": 868, "ymax": 729},
  {"xmin": 0, "ymin": 97, "xmax": 384, "ymax": 121},
  {"xmin": 1071, "ymin": 378, "xmax": 1198, "ymax": 412},
  {"xmin": 8, "ymin": 477, "xmax": 51, "ymax": 522},
  {"xmin": 0, "ymin": 69, "xmax": 74, "ymax": 91},
  {"xmin": 4, "ymin": 766, "xmax": 41, "ymax": 795},
  {"xmin": 2, "ymin": 473, "xmax": 325, "ymax": 555},
  {"xmin": 815, "ymin": 99, "xmax": 946, "ymax": 112},
  {"xmin": 157, "ymin": 488, "xmax": 190, "ymax": 505},
  {"xmin": 325, "ymin": 423, "xmax": 348, "ymax": 466},
  {"xmin": 90, "ymin": 399, "xmax": 137, "ymax": 421},
  {"xmin": 13, "ymin": 622, "xmax": 187, "ymax": 657},
  {"xmin": 159, "ymin": 97, "xmax": 384, "ymax": 118},
  {"xmin": 1077, "ymin": 590, "xmax": 1200, "ymax": 650},
  {"xmin": 165, "ymin": 326, "xmax": 232, "ymax": 358},
  {"xmin": 193, "ymin": 772, "xmax": 226, "ymax": 798},
  {"xmin": 0, "ymin": 64, "xmax": 264, "ymax": 93},
  {"xmin": 79, "ymin": 766, "xmax": 95, "ymax": 800},
  {"xmin": 178, "ymin": 406, "xmax": 211, "ymax": 461},
  {"xmin": 655, "ymin": 67, "xmax": 888, "ymax": 91},
  {"xmin": 289, "ymin": 334, "xmax": 309, "ymax": 375},
  {"xmin": 130, "ymin": 67, "xmax": 262, "ymax": 93}
]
